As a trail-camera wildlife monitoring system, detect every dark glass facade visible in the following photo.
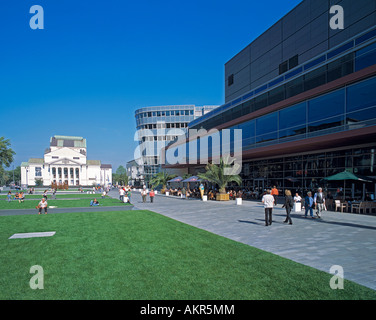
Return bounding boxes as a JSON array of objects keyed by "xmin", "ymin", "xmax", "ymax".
[
  {"xmin": 237, "ymin": 146, "xmax": 376, "ymax": 199},
  {"xmin": 163, "ymin": 16, "xmax": 376, "ymax": 200},
  {"xmin": 190, "ymin": 40, "xmax": 376, "ymax": 131}
]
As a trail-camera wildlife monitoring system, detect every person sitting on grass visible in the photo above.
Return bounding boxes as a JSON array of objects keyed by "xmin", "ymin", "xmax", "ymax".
[
  {"xmin": 90, "ymin": 198, "xmax": 99, "ymax": 206},
  {"xmin": 14, "ymin": 192, "xmax": 19, "ymax": 201},
  {"xmin": 37, "ymin": 198, "xmax": 48, "ymax": 215}
]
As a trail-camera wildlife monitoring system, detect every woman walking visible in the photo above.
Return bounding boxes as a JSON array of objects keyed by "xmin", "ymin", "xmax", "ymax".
[{"xmin": 283, "ymin": 189, "xmax": 294, "ymax": 225}]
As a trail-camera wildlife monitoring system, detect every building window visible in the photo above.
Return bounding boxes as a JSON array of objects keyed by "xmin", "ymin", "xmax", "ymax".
[
  {"xmin": 279, "ymin": 61, "xmax": 288, "ymax": 75},
  {"xmin": 35, "ymin": 167, "xmax": 42, "ymax": 177},
  {"xmin": 228, "ymin": 74, "xmax": 234, "ymax": 86},
  {"xmin": 289, "ymin": 55, "xmax": 299, "ymax": 69},
  {"xmin": 73, "ymin": 157, "xmax": 80, "ymax": 160},
  {"xmin": 279, "ymin": 55, "xmax": 299, "ymax": 75},
  {"xmin": 52, "ymin": 156, "xmax": 59, "ymax": 159}
]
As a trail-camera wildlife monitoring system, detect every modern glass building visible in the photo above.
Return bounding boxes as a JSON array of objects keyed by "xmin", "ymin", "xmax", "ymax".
[
  {"xmin": 135, "ymin": 105, "xmax": 218, "ymax": 183},
  {"xmin": 163, "ymin": 0, "xmax": 376, "ymax": 199}
]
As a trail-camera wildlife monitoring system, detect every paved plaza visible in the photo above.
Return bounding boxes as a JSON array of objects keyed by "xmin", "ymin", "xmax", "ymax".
[{"xmin": 115, "ymin": 189, "xmax": 376, "ymax": 291}]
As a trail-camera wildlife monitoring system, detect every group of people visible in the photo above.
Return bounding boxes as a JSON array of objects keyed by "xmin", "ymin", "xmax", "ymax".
[
  {"xmin": 262, "ymin": 187, "xmax": 326, "ymax": 226},
  {"xmin": 141, "ymin": 187, "xmax": 155, "ymax": 203},
  {"xmin": 7, "ymin": 191, "xmax": 25, "ymax": 203},
  {"xmin": 118, "ymin": 185, "xmax": 133, "ymax": 204}
]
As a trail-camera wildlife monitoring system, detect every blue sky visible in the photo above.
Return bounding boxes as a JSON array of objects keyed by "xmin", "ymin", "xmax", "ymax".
[{"xmin": 0, "ymin": 0, "xmax": 302, "ymax": 171}]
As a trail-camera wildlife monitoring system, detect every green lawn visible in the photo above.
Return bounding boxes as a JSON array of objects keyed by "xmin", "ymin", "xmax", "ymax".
[
  {"xmin": 0, "ymin": 210, "xmax": 375, "ymax": 300},
  {"xmin": 0, "ymin": 198, "xmax": 130, "ymax": 209},
  {"xmin": 0, "ymin": 193, "xmax": 112, "ymax": 200}
]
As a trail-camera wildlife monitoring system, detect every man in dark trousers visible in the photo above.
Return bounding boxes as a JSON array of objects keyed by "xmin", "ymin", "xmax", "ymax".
[
  {"xmin": 314, "ymin": 187, "xmax": 326, "ymax": 219},
  {"xmin": 262, "ymin": 189, "xmax": 275, "ymax": 226}
]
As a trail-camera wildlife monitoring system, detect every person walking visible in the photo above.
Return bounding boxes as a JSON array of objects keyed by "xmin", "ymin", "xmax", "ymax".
[
  {"xmin": 314, "ymin": 187, "xmax": 326, "ymax": 219},
  {"xmin": 304, "ymin": 191, "xmax": 314, "ymax": 218},
  {"xmin": 127, "ymin": 189, "xmax": 132, "ymax": 204},
  {"xmin": 271, "ymin": 186, "xmax": 279, "ymax": 206},
  {"xmin": 149, "ymin": 189, "xmax": 155, "ymax": 203},
  {"xmin": 7, "ymin": 191, "xmax": 12, "ymax": 202},
  {"xmin": 262, "ymin": 189, "xmax": 275, "ymax": 226},
  {"xmin": 119, "ymin": 187, "xmax": 125, "ymax": 202},
  {"xmin": 141, "ymin": 188, "xmax": 148, "ymax": 203},
  {"xmin": 282, "ymin": 190, "xmax": 294, "ymax": 225}
]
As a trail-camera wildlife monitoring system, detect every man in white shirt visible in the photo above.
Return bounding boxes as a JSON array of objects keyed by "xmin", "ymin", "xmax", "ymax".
[
  {"xmin": 141, "ymin": 188, "xmax": 148, "ymax": 203},
  {"xmin": 119, "ymin": 188, "xmax": 125, "ymax": 202},
  {"xmin": 37, "ymin": 198, "xmax": 48, "ymax": 215},
  {"xmin": 314, "ymin": 187, "xmax": 326, "ymax": 219},
  {"xmin": 262, "ymin": 189, "xmax": 275, "ymax": 226}
]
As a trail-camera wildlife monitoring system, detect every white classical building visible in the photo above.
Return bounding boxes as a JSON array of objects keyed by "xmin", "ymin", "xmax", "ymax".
[{"xmin": 21, "ymin": 135, "xmax": 112, "ymax": 187}]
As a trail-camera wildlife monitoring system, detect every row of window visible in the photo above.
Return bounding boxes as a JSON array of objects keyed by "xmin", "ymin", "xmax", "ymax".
[
  {"xmin": 141, "ymin": 135, "xmax": 181, "ymax": 142},
  {"xmin": 137, "ymin": 122, "xmax": 189, "ymax": 130},
  {"xmin": 226, "ymin": 75, "xmax": 376, "ymax": 146},
  {"xmin": 192, "ymin": 40, "xmax": 376, "ymax": 131},
  {"xmin": 236, "ymin": 147, "xmax": 376, "ymax": 192},
  {"xmin": 136, "ymin": 110, "xmax": 194, "ymax": 119},
  {"xmin": 164, "ymin": 75, "xmax": 376, "ymax": 163}
]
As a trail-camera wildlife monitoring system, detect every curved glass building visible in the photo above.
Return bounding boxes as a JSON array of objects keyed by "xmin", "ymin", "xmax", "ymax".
[{"xmin": 135, "ymin": 105, "xmax": 218, "ymax": 183}]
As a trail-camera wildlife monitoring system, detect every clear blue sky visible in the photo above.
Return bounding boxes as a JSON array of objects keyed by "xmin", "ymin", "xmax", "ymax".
[{"xmin": 0, "ymin": 0, "xmax": 302, "ymax": 171}]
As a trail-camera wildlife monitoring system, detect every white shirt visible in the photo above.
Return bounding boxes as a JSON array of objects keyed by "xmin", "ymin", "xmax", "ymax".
[
  {"xmin": 119, "ymin": 189, "xmax": 125, "ymax": 195},
  {"xmin": 39, "ymin": 200, "xmax": 48, "ymax": 208},
  {"xmin": 262, "ymin": 194, "xmax": 275, "ymax": 208},
  {"xmin": 294, "ymin": 195, "xmax": 302, "ymax": 202}
]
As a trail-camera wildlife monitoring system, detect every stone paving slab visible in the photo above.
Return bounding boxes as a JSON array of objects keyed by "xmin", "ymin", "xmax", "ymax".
[
  {"xmin": 9, "ymin": 231, "xmax": 56, "ymax": 239},
  {"xmin": 116, "ymin": 190, "xmax": 376, "ymax": 291}
]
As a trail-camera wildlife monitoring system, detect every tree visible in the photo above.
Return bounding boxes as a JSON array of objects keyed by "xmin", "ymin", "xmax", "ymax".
[
  {"xmin": 0, "ymin": 137, "xmax": 15, "ymax": 168},
  {"xmin": 114, "ymin": 165, "xmax": 128, "ymax": 185},
  {"xmin": 197, "ymin": 157, "xmax": 242, "ymax": 194},
  {"xmin": 116, "ymin": 165, "xmax": 126, "ymax": 175},
  {"xmin": 0, "ymin": 137, "xmax": 15, "ymax": 186},
  {"xmin": 35, "ymin": 179, "xmax": 43, "ymax": 187},
  {"xmin": 149, "ymin": 171, "xmax": 176, "ymax": 191}
]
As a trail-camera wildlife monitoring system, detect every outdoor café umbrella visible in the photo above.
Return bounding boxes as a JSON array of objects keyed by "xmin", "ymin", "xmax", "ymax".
[
  {"xmin": 167, "ymin": 176, "xmax": 183, "ymax": 183},
  {"xmin": 324, "ymin": 170, "xmax": 373, "ymax": 199},
  {"xmin": 182, "ymin": 176, "xmax": 201, "ymax": 183}
]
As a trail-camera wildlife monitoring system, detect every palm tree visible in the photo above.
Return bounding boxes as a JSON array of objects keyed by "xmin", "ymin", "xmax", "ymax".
[
  {"xmin": 149, "ymin": 171, "xmax": 176, "ymax": 192},
  {"xmin": 197, "ymin": 156, "xmax": 242, "ymax": 195}
]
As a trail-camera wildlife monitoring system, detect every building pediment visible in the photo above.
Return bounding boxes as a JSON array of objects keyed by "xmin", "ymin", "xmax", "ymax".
[
  {"xmin": 48, "ymin": 158, "xmax": 83, "ymax": 166},
  {"xmin": 46, "ymin": 147, "xmax": 85, "ymax": 157}
]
